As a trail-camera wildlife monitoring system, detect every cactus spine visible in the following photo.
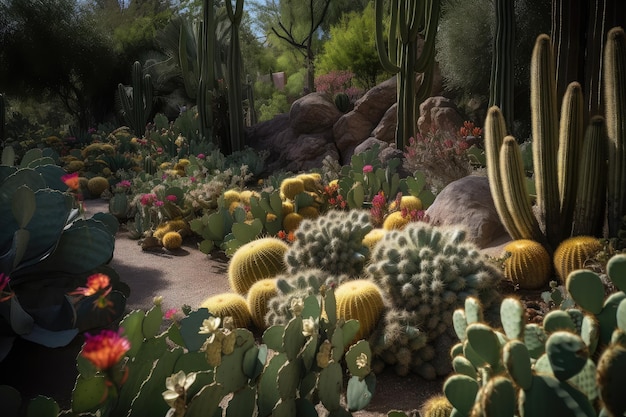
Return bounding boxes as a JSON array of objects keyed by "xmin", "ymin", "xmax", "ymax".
[
  {"xmin": 118, "ymin": 61, "xmax": 153, "ymax": 137},
  {"xmin": 374, "ymin": 0, "xmax": 440, "ymax": 151},
  {"xmin": 605, "ymin": 27, "xmax": 626, "ymax": 237}
]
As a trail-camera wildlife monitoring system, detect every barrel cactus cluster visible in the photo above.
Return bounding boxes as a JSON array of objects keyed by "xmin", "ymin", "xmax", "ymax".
[{"xmin": 366, "ymin": 222, "xmax": 503, "ymax": 378}]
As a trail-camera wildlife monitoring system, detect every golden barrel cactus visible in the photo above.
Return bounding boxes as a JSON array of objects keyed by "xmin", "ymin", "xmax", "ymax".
[
  {"xmin": 280, "ymin": 177, "xmax": 305, "ymax": 199},
  {"xmin": 382, "ymin": 211, "xmax": 411, "ymax": 230},
  {"xmin": 228, "ymin": 237, "xmax": 289, "ymax": 295},
  {"xmin": 297, "ymin": 206, "xmax": 320, "ymax": 219},
  {"xmin": 162, "ymin": 231, "xmax": 183, "ymax": 250},
  {"xmin": 296, "ymin": 173, "xmax": 322, "ymax": 192},
  {"xmin": 422, "ymin": 395, "xmax": 453, "ymax": 417},
  {"xmin": 246, "ymin": 278, "xmax": 278, "ymax": 330},
  {"xmin": 388, "ymin": 195, "xmax": 423, "ymax": 212},
  {"xmin": 200, "ymin": 293, "xmax": 252, "ymax": 328},
  {"xmin": 362, "ymin": 228, "xmax": 386, "ymax": 251},
  {"xmin": 553, "ymin": 236, "xmax": 602, "ymax": 281},
  {"xmin": 503, "ymin": 239, "xmax": 553, "ymax": 290},
  {"xmin": 283, "ymin": 212, "xmax": 304, "ymax": 233},
  {"xmin": 334, "ymin": 279, "xmax": 385, "ymax": 341},
  {"xmin": 87, "ymin": 176, "xmax": 110, "ymax": 198}
]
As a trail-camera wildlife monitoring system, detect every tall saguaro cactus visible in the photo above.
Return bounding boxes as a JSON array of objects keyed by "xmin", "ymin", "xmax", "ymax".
[
  {"xmin": 374, "ymin": 0, "xmax": 440, "ymax": 152},
  {"xmin": 488, "ymin": 0, "xmax": 515, "ymax": 133},
  {"xmin": 605, "ymin": 27, "xmax": 626, "ymax": 236},
  {"xmin": 224, "ymin": 0, "xmax": 245, "ymax": 154},
  {"xmin": 198, "ymin": 0, "xmax": 218, "ymax": 144},
  {"xmin": 117, "ymin": 61, "xmax": 154, "ymax": 137}
]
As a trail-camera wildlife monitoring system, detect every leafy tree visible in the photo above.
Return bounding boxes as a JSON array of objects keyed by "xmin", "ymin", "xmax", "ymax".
[
  {"xmin": 315, "ymin": 3, "xmax": 391, "ymax": 89},
  {"xmin": 0, "ymin": 0, "xmax": 121, "ymax": 130}
]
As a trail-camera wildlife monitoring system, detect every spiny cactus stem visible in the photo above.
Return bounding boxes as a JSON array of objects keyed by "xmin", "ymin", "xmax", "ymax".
[
  {"xmin": 605, "ymin": 27, "xmax": 626, "ymax": 237},
  {"xmin": 557, "ymin": 81, "xmax": 584, "ymax": 236},
  {"xmin": 531, "ymin": 34, "xmax": 560, "ymax": 250},
  {"xmin": 485, "ymin": 106, "xmax": 525, "ymax": 240},
  {"xmin": 500, "ymin": 136, "xmax": 546, "ymax": 247}
]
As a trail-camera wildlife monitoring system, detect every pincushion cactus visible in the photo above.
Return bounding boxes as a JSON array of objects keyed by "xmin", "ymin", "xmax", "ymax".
[
  {"xmin": 284, "ymin": 210, "xmax": 372, "ymax": 276},
  {"xmin": 366, "ymin": 223, "xmax": 502, "ymax": 377},
  {"xmin": 227, "ymin": 237, "xmax": 288, "ymax": 295},
  {"xmin": 503, "ymin": 239, "xmax": 553, "ymax": 289}
]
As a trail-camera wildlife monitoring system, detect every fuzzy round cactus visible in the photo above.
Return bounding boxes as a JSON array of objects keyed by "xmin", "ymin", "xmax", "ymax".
[
  {"xmin": 297, "ymin": 206, "xmax": 320, "ymax": 219},
  {"xmin": 282, "ymin": 212, "xmax": 303, "ymax": 233},
  {"xmin": 199, "ymin": 292, "xmax": 252, "ymax": 328},
  {"xmin": 366, "ymin": 222, "xmax": 502, "ymax": 377},
  {"xmin": 382, "ymin": 211, "xmax": 411, "ymax": 230},
  {"xmin": 222, "ymin": 189, "xmax": 241, "ymax": 207},
  {"xmin": 422, "ymin": 394, "xmax": 453, "ymax": 417},
  {"xmin": 362, "ymin": 228, "xmax": 386, "ymax": 251},
  {"xmin": 296, "ymin": 173, "xmax": 323, "ymax": 193},
  {"xmin": 264, "ymin": 268, "xmax": 343, "ymax": 326},
  {"xmin": 388, "ymin": 195, "xmax": 423, "ymax": 212},
  {"xmin": 280, "ymin": 177, "xmax": 305, "ymax": 200},
  {"xmin": 335, "ymin": 279, "xmax": 386, "ymax": 341},
  {"xmin": 228, "ymin": 237, "xmax": 289, "ymax": 295},
  {"xmin": 503, "ymin": 239, "xmax": 553, "ymax": 289},
  {"xmin": 553, "ymin": 235, "xmax": 602, "ymax": 281},
  {"xmin": 246, "ymin": 278, "xmax": 277, "ymax": 330},
  {"xmin": 162, "ymin": 231, "xmax": 183, "ymax": 250},
  {"xmin": 284, "ymin": 210, "xmax": 372, "ymax": 276},
  {"xmin": 87, "ymin": 176, "xmax": 110, "ymax": 198}
]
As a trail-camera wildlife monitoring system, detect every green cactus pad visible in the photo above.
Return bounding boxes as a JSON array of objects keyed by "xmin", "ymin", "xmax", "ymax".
[
  {"xmin": 463, "ymin": 340, "xmax": 487, "ymax": 371},
  {"xmin": 580, "ymin": 314, "xmax": 600, "ymax": 355},
  {"xmin": 543, "ymin": 310, "xmax": 576, "ymax": 334},
  {"xmin": 607, "ymin": 254, "xmax": 626, "ymax": 291},
  {"xmin": 545, "ymin": 331, "xmax": 588, "ymax": 381},
  {"xmin": 464, "ymin": 297, "xmax": 484, "ymax": 324},
  {"xmin": 443, "ymin": 374, "xmax": 479, "ymax": 415},
  {"xmin": 479, "ymin": 376, "xmax": 516, "ymax": 417},
  {"xmin": 617, "ymin": 298, "xmax": 626, "ymax": 331},
  {"xmin": 524, "ymin": 323, "xmax": 547, "ymax": 358},
  {"xmin": 566, "ymin": 269, "xmax": 605, "ymax": 314},
  {"xmin": 452, "ymin": 309, "xmax": 468, "ymax": 341},
  {"xmin": 520, "ymin": 374, "xmax": 595, "ymax": 417},
  {"xmin": 257, "ymin": 353, "xmax": 287, "ymax": 416},
  {"xmin": 500, "ymin": 297, "xmax": 525, "ymax": 340},
  {"xmin": 277, "ymin": 360, "xmax": 301, "ymax": 399},
  {"xmin": 283, "ymin": 316, "xmax": 306, "ymax": 362},
  {"xmin": 318, "ymin": 362, "xmax": 343, "ymax": 411},
  {"xmin": 598, "ymin": 292, "xmax": 626, "ymax": 345},
  {"xmin": 466, "ymin": 323, "xmax": 502, "ymax": 369},
  {"xmin": 452, "ymin": 355, "xmax": 477, "ymax": 379},
  {"xmin": 346, "ymin": 374, "xmax": 375, "ymax": 411},
  {"xmin": 226, "ymin": 386, "xmax": 256, "ymax": 417},
  {"xmin": 503, "ymin": 340, "xmax": 533, "ymax": 390},
  {"xmin": 597, "ymin": 344, "xmax": 626, "ymax": 417}
]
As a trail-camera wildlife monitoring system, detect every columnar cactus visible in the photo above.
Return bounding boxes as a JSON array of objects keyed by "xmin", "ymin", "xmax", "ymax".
[
  {"xmin": 488, "ymin": 0, "xmax": 515, "ymax": 133},
  {"xmin": 374, "ymin": 0, "xmax": 441, "ymax": 150},
  {"xmin": 366, "ymin": 223, "xmax": 502, "ymax": 377},
  {"xmin": 117, "ymin": 61, "xmax": 153, "ymax": 137},
  {"xmin": 224, "ymin": 0, "xmax": 245, "ymax": 154},
  {"xmin": 284, "ymin": 210, "xmax": 372, "ymax": 277}
]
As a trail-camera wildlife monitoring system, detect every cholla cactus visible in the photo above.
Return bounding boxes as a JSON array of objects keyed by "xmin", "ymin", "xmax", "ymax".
[
  {"xmin": 285, "ymin": 210, "xmax": 372, "ymax": 276},
  {"xmin": 264, "ymin": 268, "xmax": 349, "ymax": 326},
  {"xmin": 366, "ymin": 222, "xmax": 502, "ymax": 378}
]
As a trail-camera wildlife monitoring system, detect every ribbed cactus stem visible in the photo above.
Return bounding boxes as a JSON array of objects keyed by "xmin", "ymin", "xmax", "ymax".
[
  {"xmin": 572, "ymin": 116, "xmax": 608, "ymax": 237},
  {"xmin": 557, "ymin": 81, "xmax": 584, "ymax": 237},
  {"xmin": 500, "ymin": 136, "xmax": 545, "ymax": 245},
  {"xmin": 488, "ymin": 0, "xmax": 515, "ymax": 132},
  {"xmin": 605, "ymin": 27, "xmax": 626, "ymax": 237},
  {"xmin": 531, "ymin": 34, "xmax": 560, "ymax": 250},
  {"xmin": 484, "ymin": 106, "xmax": 524, "ymax": 239},
  {"xmin": 225, "ymin": 0, "xmax": 245, "ymax": 154},
  {"xmin": 118, "ymin": 61, "xmax": 153, "ymax": 137},
  {"xmin": 198, "ymin": 0, "xmax": 216, "ymax": 143}
]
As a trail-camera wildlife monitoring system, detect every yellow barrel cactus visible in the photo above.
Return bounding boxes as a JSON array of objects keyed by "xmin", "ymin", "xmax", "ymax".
[
  {"xmin": 222, "ymin": 189, "xmax": 241, "ymax": 207},
  {"xmin": 362, "ymin": 228, "xmax": 386, "ymax": 251},
  {"xmin": 297, "ymin": 206, "xmax": 320, "ymax": 220},
  {"xmin": 228, "ymin": 237, "xmax": 289, "ymax": 295},
  {"xmin": 246, "ymin": 278, "xmax": 278, "ymax": 330},
  {"xmin": 388, "ymin": 195, "xmax": 423, "ymax": 212},
  {"xmin": 553, "ymin": 236, "xmax": 602, "ymax": 281},
  {"xmin": 200, "ymin": 293, "xmax": 252, "ymax": 329},
  {"xmin": 296, "ymin": 173, "xmax": 322, "ymax": 192},
  {"xmin": 334, "ymin": 279, "xmax": 385, "ymax": 341},
  {"xmin": 162, "ymin": 231, "xmax": 183, "ymax": 250},
  {"xmin": 280, "ymin": 177, "xmax": 305, "ymax": 199},
  {"xmin": 503, "ymin": 239, "xmax": 552, "ymax": 290},
  {"xmin": 283, "ymin": 212, "xmax": 304, "ymax": 233},
  {"xmin": 382, "ymin": 211, "xmax": 411, "ymax": 230},
  {"xmin": 87, "ymin": 176, "xmax": 110, "ymax": 198}
]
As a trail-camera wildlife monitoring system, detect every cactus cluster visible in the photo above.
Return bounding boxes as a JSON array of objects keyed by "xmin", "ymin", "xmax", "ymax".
[
  {"xmin": 284, "ymin": 210, "xmax": 372, "ymax": 277},
  {"xmin": 366, "ymin": 223, "xmax": 502, "ymax": 378}
]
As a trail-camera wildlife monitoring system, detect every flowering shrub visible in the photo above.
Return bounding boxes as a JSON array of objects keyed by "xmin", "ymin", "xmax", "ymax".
[
  {"xmin": 403, "ymin": 121, "xmax": 482, "ymax": 192},
  {"xmin": 314, "ymin": 70, "xmax": 364, "ymax": 101}
]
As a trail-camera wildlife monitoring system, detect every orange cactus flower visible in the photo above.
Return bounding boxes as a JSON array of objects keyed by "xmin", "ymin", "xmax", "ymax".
[
  {"xmin": 61, "ymin": 172, "xmax": 80, "ymax": 190},
  {"xmin": 72, "ymin": 273, "xmax": 111, "ymax": 297},
  {"xmin": 81, "ymin": 328, "xmax": 131, "ymax": 370}
]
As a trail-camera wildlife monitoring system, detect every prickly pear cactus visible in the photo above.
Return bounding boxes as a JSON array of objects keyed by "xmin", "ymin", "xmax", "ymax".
[{"xmin": 284, "ymin": 209, "xmax": 372, "ymax": 276}]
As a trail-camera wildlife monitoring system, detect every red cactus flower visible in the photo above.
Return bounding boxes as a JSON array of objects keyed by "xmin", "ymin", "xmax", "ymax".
[{"xmin": 81, "ymin": 328, "xmax": 130, "ymax": 371}]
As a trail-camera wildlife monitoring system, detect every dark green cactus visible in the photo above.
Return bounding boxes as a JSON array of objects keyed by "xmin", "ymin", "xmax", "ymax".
[
  {"xmin": 488, "ymin": 0, "xmax": 515, "ymax": 133},
  {"xmin": 0, "ymin": 155, "xmax": 126, "ymax": 361},
  {"xmin": 197, "ymin": 0, "xmax": 217, "ymax": 144},
  {"xmin": 334, "ymin": 92, "xmax": 351, "ymax": 113},
  {"xmin": 0, "ymin": 93, "xmax": 6, "ymax": 145},
  {"xmin": 374, "ymin": 0, "xmax": 441, "ymax": 151},
  {"xmin": 605, "ymin": 27, "xmax": 626, "ymax": 238},
  {"xmin": 117, "ymin": 61, "xmax": 153, "ymax": 137},
  {"xmin": 224, "ymin": 0, "xmax": 245, "ymax": 154}
]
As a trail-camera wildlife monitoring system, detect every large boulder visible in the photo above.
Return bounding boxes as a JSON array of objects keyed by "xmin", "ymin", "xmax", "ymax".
[
  {"xmin": 417, "ymin": 96, "xmax": 464, "ymax": 137},
  {"xmin": 290, "ymin": 92, "xmax": 342, "ymax": 134},
  {"xmin": 425, "ymin": 175, "xmax": 509, "ymax": 248}
]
